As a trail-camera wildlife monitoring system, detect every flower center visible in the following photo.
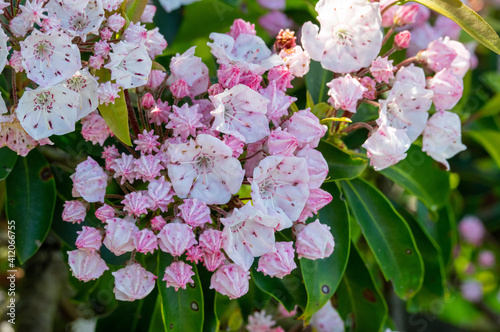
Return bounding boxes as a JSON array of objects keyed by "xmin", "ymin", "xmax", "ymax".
[{"xmin": 332, "ymin": 24, "xmax": 354, "ymax": 46}]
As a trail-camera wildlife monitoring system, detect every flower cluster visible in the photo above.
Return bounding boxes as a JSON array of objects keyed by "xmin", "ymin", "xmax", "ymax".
[
  {"xmin": 64, "ymin": 18, "xmax": 335, "ymax": 301},
  {"xmin": 0, "ymin": 0, "xmax": 166, "ymax": 155}
]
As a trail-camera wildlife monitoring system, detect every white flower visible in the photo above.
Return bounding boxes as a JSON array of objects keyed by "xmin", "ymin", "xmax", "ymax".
[
  {"xmin": 63, "ymin": 70, "xmax": 99, "ymax": 120},
  {"xmin": 105, "ymin": 41, "xmax": 152, "ymax": 89},
  {"xmin": 0, "ymin": 27, "xmax": 9, "ymax": 72}
]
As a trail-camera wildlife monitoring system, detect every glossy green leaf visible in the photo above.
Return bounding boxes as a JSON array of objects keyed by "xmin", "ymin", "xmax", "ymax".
[
  {"xmin": 398, "ymin": 208, "xmax": 446, "ymax": 313},
  {"xmin": 5, "ymin": 149, "xmax": 56, "ymax": 264},
  {"xmin": 336, "ymin": 245, "xmax": 388, "ymax": 332},
  {"xmin": 252, "ymin": 264, "xmax": 307, "ymax": 313},
  {"xmin": 306, "ymin": 60, "xmax": 333, "ymax": 104},
  {"xmin": 406, "ymin": 0, "xmax": 500, "ymax": 54},
  {"xmin": 98, "ymin": 89, "xmax": 132, "ymax": 146},
  {"xmin": 341, "ymin": 179, "xmax": 424, "ymax": 299},
  {"xmin": 157, "ymin": 252, "xmax": 204, "ymax": 332},
  {"xmin": 125, "ymin": 0, "xmax": 149, "ymax": 23},
  {"xmin": 317, "ymin": 140, "xmax": 367, "ymax": 181},
  {"xmin": 0, "ymin": 147, "xmax": 18, "ymax": 181},
  {"xmin": 380, "ymin": 145, "xmax": 450, "ymax": 210},
  {"xmin": 299, "ymin": 182, "xmax": 350, "ymax": 322},
  {"xmin": 148, "ymin": 297, "xmax": 165, "ymax": 332},
  {"xmin": 468, "ymin": 130, "xmax": 500, "ymax": 168},
  {"xmin": 472, "ymin": 93, "xmax": 500, "ymax": 120}
]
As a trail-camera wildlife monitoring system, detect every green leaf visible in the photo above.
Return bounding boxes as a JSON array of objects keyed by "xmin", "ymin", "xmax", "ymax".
[
  {"xmin": 0, "ymin": 147, "xmax": 18, "ymax": 181},
  {"xmin": 398, "ymin": 208, "xmax": 446, "ymax": 313},
  {"xmin": 380, "ymin": 145, "xmax": 450, "ymax": 210},
  {"xmin": 299, "ymin": 182, "xmax": 350, "ymax": 322},
  {"xmin": 468, "ymin": 130, "xmax": 500, "ymax": 168},
  {"xmin": 407, "ymin": 0, "xmax": 500, "ymax": 54},
  {"xmin": 306, "ymin": 60, "xmax": 333, "ymax": 104},
  {"xmin": 336, "ymin": 245, "xmax": 388, "ymax": 332},
  {"xmin": 252, "ymin": 263, "xmax": 307, "ymax": 312},
  {"xmin": 157, "ymin": 252, "xmax": 204, "ymax": 332},
  {"xmin": 317, "ymin": 140, "xmax": 367, "ymax": 181},
  {"xmin": 98, "ymin": 89, "xmax": 132, "ymax": 146},
  {"xmin": 148, "ymin": 296, "xmax": 166, "ymax": 332},
  {"xmin": 5, "ymin": 149, "xmax": 56, "ymax": 264},
  {"xmin": 472, "ymin": 93, "xmax": 500, "ymax": 120},
  {"xmin": 341, "ymin": 178, "xmax": 424, "ymax": 299},
  {"xmin": 125, "ymin": 0, "xmax": 149, "ymax": 23}
]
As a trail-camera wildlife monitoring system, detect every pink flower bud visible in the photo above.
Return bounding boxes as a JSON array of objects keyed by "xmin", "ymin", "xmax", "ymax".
[
  {"xmin": 267, "ymin": 128, "xmax": 298, "ymax": 156},
  {"xmin": 140, "ymin": 4, "xmax": 156, "ymax": 23},
  {"xmin": 395, "ymin": 30, "xmax": 411, "ymax": 49},
  {"xmin": 141, "ymin": 93, "xmax": 155, "ymax": 109},
  {"xmin": 89, "ymin": 55, "xmax": 105, "ymax": 69},
  {"xmin": 186, "ymin": 245, "xmax": 204, "ymax": 264},
  {"xmin": 178, "ymin": 198, "xmax": 212, "ymax": 228},
  {"xmin": 479, "ymin": 251, "xmax": 495, "ymax": 268},
  {"xmin": 122, "ymin": 191, "xmax": 151, "ymax": 217},
  {"xmin": 151, "ymin": 216, "xmax": 167, "ymax": 232},
  {"xmin": 107, "ymin": 14, "xmax": 126, "ymax": 32},
  {"xmin": 148, "ymin": 177, "xmax": 175, "ymax": 212},
  {"xmin": 223, "ymin": 134, "xmax": 245, "ymax": 157},
  {"xmin": 394, "ymin": 4, "xmax": 419, "ymax": 27},
  {"xmin": 134, "ymin": 229, "xmax": 158, "ymax": 254},
  {"xmin": 210, "ymin": 263, "xmax": 250, "ymax": 299},
  {"xmin": 268, "ymin": 66, "xmax": 294, "ymax": 91},
  {"xmin": 360, "ymin": 77, "xmax": 377, "ymax": 100},
  {"xmin": 228, "ymin": 19, "xmax": 256, "ymax": 39},
  {"xmin": 208, "ymin": 83, "xmax": 224, "ymax": 96},
  {"xmin": 239, "ymin": 71, "xmax": 262, "ymax": 90},
  {"xmin": 199, "ymin": 229, "xmax": 224, "ymax": 253},
  {"xmin": 41, "ymin": 15, "xmax": 61, "ymax": 33},
  {"xmin": 103, "ymin": 218, "xmax": 138, "ymax": 256},
  {"xmin": 170, "ymin": 79, "xmax": 190, "ymax": 99},
  {"xmin": 157, "ymin": 223, "xmax": 197, "ymax": 256},
  {"xmin": 427, "ymin": 69, "xmax": 463, "ymax": 111},
  {"xmin": 70, "ymin": 157, "xmax": 108, "ymax": 203},
  {"xmin": 95, "ymin": 204, "xmax": 115, "ymax": 222},
  {"xmin": 327, "ymin": 74, "xmax": 366, "ymax": 113},
  {"xmin": 296, "ymin": 220, "xmax": 335, "ymax": 260},
  {"xmin": 81, "ymin": 113, "xmax": 111, "ymax": 146},
  {"xmin": 296, "ymin": 147, "xmax": 328, "ymax": 189},
  {"xmin": 62, "ymin": 200, "xmax": 87, "ymax": 224},
  {"xmin": 100, "ymin": 27, "xmax": 113, "ymax": 41},
  {"xmin": 76, "ymin": 226, "xmax": 103, "ymax": 251},
  {"xmin": 68, "ymin": 249, "xmax": 109, "ymax": 282},
  {"xmin": 134, "ymin": 155, "xmax": 164, "ymax": 182},
  {"xmin": 147, "ymin": 70, "xmax": 166, "ymax": 89},
  {"xmin": 298, "ymin": 188, "xmax": 333, "ymax": 222},
  {"xmin": 218, "ymin": 65, "xmax": 241, "ymax": 89},
  {"xmin": 282, "ymin": 109, "xmax": 327, "ymax": 149},
  {"xmin": 94, "ymin": 40, "xmax": 110, "ymax": 58},
  {"xmin": 461, "ymin": 280, "xmax": 483, "ymax": 303},
  {"xmin": 163, "ymin": 261, "xmax": 195, "ymax": 291},
  {"xmin": 257, "ymin": 242, "xmax": 297, "ymax": 278},
  {"xmin": 370, "ymin": 56, "xmax": 395, "ymax": 84},
  {"xmin": 9, "ymin": 51, "xmax": 24, "ymax": 73},
  {"xmin": 203, "ymin": 251, "xmax": 225, "ymax": 272},
  {"xmin": 419, "ymin": 38, "xmax": 457, "ymax": 73},
  {"xmin": 134, "ymin": 129, "xmax": 160, "ymax": 155},
  {"xmin": 459, "ymin": 216, "xmax": 485, "ymax": 246},
  {"xmin": 112, "ymin": 263, "xmax": 157, "ymax": 301}
]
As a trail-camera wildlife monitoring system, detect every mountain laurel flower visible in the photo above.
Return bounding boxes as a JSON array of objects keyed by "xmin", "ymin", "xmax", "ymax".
[
  {"xmin": 298, "ymin": 188, "xmax": 333, "ymax": 222},
  {"xmin": 103, "ymin": 217, "xmax": 138, "ymax": 256},
  {"xmin": 370, "ymin": 57, "xmax": 395, "ymax": 84},
  {"xmin": 70, "ymin": 157, "xmax": 108, "ymax": 203},
  {"xmin": 327, "ymin": 74, "xmax": 367, "ymax": 113},
  {"xmin": 295, "ymin": 147, "xmax": 329, "ymax": 189},
  {"xmin": 199, "ymin": 229, "xmax": 224, "ymax": 253},
  {"xmin": 140, "ymin": 4, "xmax": 156, "ymax": 23},
  {"xmin": 279, "ymin": 45, "xmax": 311, "ymax": 78},
  {"xmin": 21, "ymin": 30, "xmax": 81, "ymax": 87},
  {"xmin": 257, "ymin": 242, "xmax": 297, "ymax": 278},
  {"xmin": 105, "ymin": 41, "xmax": 152, "ymax": 89},
  {"xmin": 17, "ymin": 85, "xmax": 80, "ymax": 140},
  {"xmin": 178, "ymin": 198, "xmax": 212, "ymax": 228},
  {"xmin": 394, "ymin": 4, "xmax": 419, "ymax": 27},
  {"xmin": 301, "ymin": 0, "xmax": 382, "ymax": 73},
  {"xmin": 75, "ymin": 226, "xmax": 103, "ymax": 251},
  {"xmin": 167, "ymin": 134, "xmax": 244, "ymax": 205},
  {"xmin": 429, "ymin": 68, "xmax": 464, "ymax": 112},
  {"xmin": 362, "ymin": 125, "xmax": 410, "ymax": 171},
  {"xmin": 0, "ymin": 28, "xmax": 8, "ymax": 73},
  {"xmin": 97, "ymin": 82, "xmax": 121, "ymax": 105},
  {"xmin": 150, "ymin": 215, "xmax": 167, "ymax": 231},
  {"xmin": 68, "ymin": 249, "xmax": 109, "ymax": 282},
  {"xmin": 62, "ymin": 200, "xmax": 87, "ymax": 224},
  {"xmin": 81, "ymin": 112, "xmax": 111, "ymax": 146},
  {"xmin": 122, "ymin": 191, "xmax": 151, "ymax": 217},
  {"xmin": 166, "ymin": 103, "xmax": 205, "ymax": 140},
  {"xmin": 282, "ymin": 109, "xmax": 327, "ymax": 149},
  {"xmin": 107, "ymin": 13, "xmax": 126, "ymax": 32},
  {"xmin": 458, "ymin": 216, "xmax": 486, "ymax": 246},
  {"xmin": 310, "ymin": 301, "xmax": 345, "ymax": 332},
  {"xmin": 246, "ymin": 311, "xmax": 278, "ymax": 332},
  {"xmin": 167, "ymin": 46, "xmax": 210, "ymax": 98},
  {"xmin": 259, "ymin": 81, "xmax": 297, "ymax": 127},
  {"xmin": 134, "ymin": 229, "xmax": 158, "ymax": 254},
  {"xmin": 223, "ymin": 134, "xmax": 245, "ymax": 157},
  {"xmin": 147, "ymin": 176, "xmax": 175, "ymax": 212},
  {"xmin": 203, "ymin": 251, "xmax": 225, "ymax": 272},
  {"xmin": 134, "ymin": 129, "xmax": 160, "ymax": 154},
  {"xmin": 134, "ymin": 154, "xmax": 164, "ymax": 181},
  {"xmin": 157, "ymin": 222, "xmax": 197, "ymax": 256},
  {"xmin": 395, "ymin": 30, "xmax": 411, "ymax": 49},
  {"xmin": 443, "ymin": 38, "xmax": 471, "ymax": 78},
  {"xmin": 296, "ymin": 220, "xmax": 335, "ymax": 260},
  {"xmin": 95, "ymin": 204, "xmax": 115, "ymax": 222},
  {"xmin": 267, "ymin": 128, "xmax": 298, "ymax": 156},
  {"xmin": 147, "ymin": 70, "xmax": 167, "ymax": 89},
  {"xmin": 478, "ymin": 250, "xmax": 495, "ymax": 268},
  {"xmin": 112, "ymin": 263, "xmax": 157, "ymax": 301},
  {"xmin": 163, "ymin": 261, "xmax": 195, "ymax": 291},
  {"xmin": 210, "ymin": 263, "xmax": 250, "ymax": 299},
  {"xmin": 418, "ymin": 38, "xmax": 457, "ymax": 73},
  {"xmin": 221, "ymin": 203, "xmax": 280, "ymax": 271},
  {"xmin": 210, "ymin": 84, "xmax": 270, "ymax": 143},
  {"xmin": 422, "ymin": 110, "xmax": 466, "ymax": 170},
  {"xmin": 111, "ymin": 153, "xmax": 137, "ymax": 185}
]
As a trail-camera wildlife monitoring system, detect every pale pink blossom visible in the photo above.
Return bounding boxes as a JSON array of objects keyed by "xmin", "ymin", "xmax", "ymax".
[
  {"xmin": 89, "ymin": 55, "xmax": 104, "ymax": 69},
  {"xmin": 102, "ymin": 145, "xmax": 119, "ymax": 165},
  {"xmin": 68, "ymin": 249, "xmax": 109, "ymax": 282},
  {"xmin": 62, "ymin": 200, "xmax": 87, "ymax": 224},
  {"xmin": 251, "ymin": 156, "xmax": 310, "ymax": 229},
  {"xmin": 167, "ymin": 46, "xmax": 209, "ymax": 98},
  {"xmin": 102, "ymin": 0, "xmax": 124, "ymax": 12},
  {"xmin": 170, "ymin": 79, "xmax": 189, "ymax": 99},
  {"xmin": 267, "ymin": 66, "xmax": 294, "ymax": 91},
  {"xmin": 122, "ymin": 191, "xmax": 151, "ymax": 217},
  {"xmin": 134, "ymin": 129, "xmax": 160, "ymax": 154},
  {"xmin": 94, "ymin": 40, "xmax": 110, "ymax": 58},
  {"xmin": 71, "ymin": 157, "xmax": 108, "ymax": 203},
  {"xmin": 203, "ymin": 251, "xmax": 225, "ymax": 272},
  {"xmin": 157, "ymin": 222, "xmax": 197, "ymax": 256},
  {"xmin": 282, "ymin": 109, "xmax": 327, "ymax": 149},
  {"xmin": 141, "ymin": 93, "xmax": 155, "ymax": 109},
  {"xmin": 147, "ymin": 177, "xmax": 175, "ymax": 212},
  {"xmin": 296, "ymin": 147, "xmax": 328, "ymax": 189},
  {"xmin": 178, "ymin": 198, "xmax": 212, "ymax": 228},
  {"xmin": 394, "ymin": 4, "xmax": 419, "ymax": 27},
  {"xmin": 167, "ymin": 134, "xmax": 244, "ymax": 204},
  {"xmin": 100, "ymin": 27, "xmax": 112, "ymax": 40},
  {"xmin": 151, "ymin": 215, "xmax": 167, "ymax": 232},
  {"xmin": 61, "ymin": 70, "xmax": 98, "ymax": 116},
  {"xmin": 422, "ymin": 110, "xmax": 466, "ymax": 170},
  {"xmin": 478, "ymin": 251, "xmax": 495, "ymax": 268},
  {"xmin": 443, "ymin": 38, "xmax": 471, "ymax": 78},
  {"xmin": 298, "ymin": 188, "xmax": 333, "ymax": 222},
  {"xmin": 461, "ymin": 280, "xmax": 483, "ymax": 303},
  {"xmin": 0, "ymin": 113, "xmax": 48, "ymax": 156},
  {"xmin": 418, "ymin": 38, "xmax": 457, "ymax": 72},
  {"xmin": 370, "ymin": 57, "xmax": 395, "ymax": 84},
  {"xmin": 103, "ymin": 217, "xmax": 138, "ymax": 256},
  {"xmin": 75, "ymin": 226, "xmax": 102, "ymax": 251},
  {"xmin": 310, "ymin": 301, "xmax": 345, "ymax": 332},
  {"xmin": 140, "ymin": 4, "xmax": 156, "ymax": 23},
  {"xmin": 97, "ymin": 82, "xmax": 121, "ymax": 106},
  {"xmin": 296, "ymin": 220, "xmax": 335, "ymax": 260},
  {"xmin": 9, "ymin": 50, "xmax": 24, "ymax": 73},
  {"xmin": 222, "ymin": 203, "xmax": 280, "ymax": 270},
  {"xmin": 259, "ymin": 81, "xmax": 297, "ymax": 127},
  {"xmin": 327, "ymin": 74, "xmax": 366, "ymax": 113},
  {"xmin": 147, "ymin": 70, "xmax": 167, "ymax": 89},
  {"xmin": 362, "ymin": 125, "xmax": 410, "ymax": 171},
  {"xmin": 211, "ymin": 84, "xmax": 270, "ymax": 143},
  {"xmin": 81, "ymin": 113, "xmax": 111, "ymax": 146},
  {"xmin": 280, "ymin": 45, "xmax": 311, "ymax": 77},
  {"xmin": 134, "ymin": 154, "xmax": 164, "ymax": 181},
  {"xmin": 259, "ymin": 11, "xmax": 294, "ymax": 37},
  {"xmin": 458, "ymin": 215, "xmax": 485, "ymax": 245},
  {"xmin": 223, "ymin": 134, "xmax": 245, "ymax": 157},
  {"xmin": 149, "ymin": 100, "xmax": 170, "ymax": 125},
  {"xmin": 107, "ymin": 13, "xmax": 126, "ymax": 32},
  {"xmin": 111, "ymin": 153, "xmax": 137, "ymax": 185},
  {"xmin": 199, "ymin": 229, "xmax": 224, "ymax": 253},
  {"xmin": 360, "ymin": 77, "xmax": 377, "ymax": 100},
  {"xmin": 134, "ymin": 229, "xmax": 158, "ymax": 254},
  {"xmin": 301, "ymin": 0, "xmax": 382, "ymax": 73},
  {"xmin": 105, "ymin": 41, "xmax": 152, "ymax": 89},
  {"xmin": 145, "ymin": 28, "xmax": 167, "ymax": 58},
  {"xmin": 228, "ymin": 18, "xmax": 256, "ymax": 39},
  {"xmin": 246, "ymin": 310, "xmax": 277, "ymax": 332},
  {"xmin": 163, "ymin": 261, "xmax": 195, "ymax": 291},
  {"xmin": 167, "ymin": 103, "xmax": 204, "ymax": 140},
  {"xmin": 257, "ymin": 242, "xmax": 297, "ymax": 278},
  {"xmin": 186, "ymin": 245, "xmax": 204, "ymax": 264},
  {"xmin": 112, "ymin": 263, "xmax": 157, "ymax": 301},
  {"xmin": 210, "ymin": 263, "xmax": 250, "ymax": 299},
  {"xmin": 0, "ymin": 28, "xmax": 8, "ymax": 72},
  {"xmin": 395, "ymin": 30, "xmax": 411, "ymax": 49},
  {"xmin": 267, "ymin": 128, "xmax": 298, "ymax": 156},
  {"xmin": 95, "ymin": 204, "xmax": 115, "ymax": 222}
]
